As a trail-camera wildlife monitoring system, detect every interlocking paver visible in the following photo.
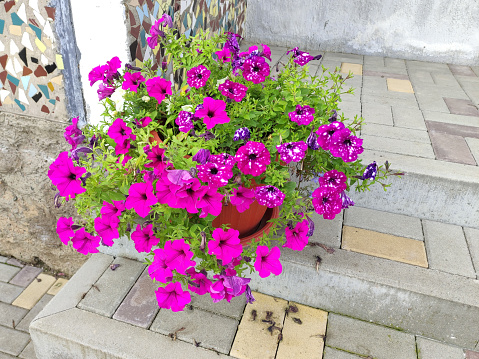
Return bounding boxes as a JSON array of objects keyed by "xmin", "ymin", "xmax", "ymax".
[
  {"xmin": 465, "ymin": 137, "xmax": 479, "ymax": 167},
  {"xmin": 391, "ymin": 106, "xmax": 427, "ymax": 130},
  {"xmin": 362, "ymin": 93, "xmax": 419, "ymax": 110},
  {"xmin": 423, "ymin": 220, "xmax": 476, "ymax": 278},
  {"xmin": 466, "ymin": 350, "xmax": 479, "ymax": 359},
  {"xmin": 363, "ymin": 70, "xmax": 408, "ymax": 79},
  {"xmin": 416, "ymin": 337, "xmax": 465, "ymax": 359},
  {"xmin": 0, "ymin": 282, "xmax": 23, "ymax": 304},
  {"xmin": 415, "ymin": 92, "xmax": 450, "ymax": 113},
  {"xmin": 6, "ymin": 258, "xmax": 24, "ymax": 268},
  {"xmin": 16, "ymin": 294, "xmax": 53, "ymax": 333},
  {"xmin": 340, "ymin": 63, "xmax": 362, "ymax": 76},
  {"xmin": 0, "ymin": 256, "xmax": 8, "ymax": 263},
  {"xmin": 444, "ymin": 98, "xmax": 479, "ymax": 117},
  {"xmin": 0, "ymin": 351, "xmax": 17, "ymax": 358},
  {"xmin": 9, "ymin": 266, "xmax": 42, "ymax": 288},
  {"xmin": 150, "ymin": 307, "xmax": 239, "ymax": 354},
  {"xmin": 323, "ymin": 52, "xmax": 363, "ymax": 63},
  {"xmin": 426, "ymin": 121, "xmax": 479, "ymax": 139},
  {"xmin": 0, "ymin": 325, "xmax": 30, "ymax": 356},
  {"xmin": 361, "ymin": 123, "xmax": 430, "ymax": 143},
  {"xmin": 18, "ymin": 341, "xmax": 37, "ymax": 359},
  {"xmin": 464, "ymin": 228, "xmax": 479, "ymax": 276},
  {"xmin": 308, "ymin": 211, "xmax": 343, "ymax": 248},
  {"xmin": 46, "ymin": 278, "xmax": 68, "ymax": 296},
  {"xmin": 448, "ymin": 64, "xmax": 477, "ymax": 77},
  {"xmin": 12, "ymin": 274, "xmax": 56, "ymax": 310},
  {"xmin": 387, "ymin": 78, "xmax": 414, "ymax": 93},
  {"xmin": 422, "ymin": 110, "xmax": 479, "ymax": 127},
  {"xmin": 325, "ymin": 314, "xmax": 417, "ymax": 359},
  {"xmin": 361, "ymin": 102, "xmax": 393, "ymax": 125},
  {"xmin": 323, "ymin": 347, "xmax": 361, "ymax": 358},
  {"xmin": 0, "ymin": 301, "xmax": 28, "ymax": 328},
  {"xmin": 0, "ymin": 264, "xmax": 21, "ymax": 283},
  {"xmin": 361, "ymin": 134, "xmax": 435, "ymax": 158},
  {"xmin": 429, "ymin": 132, "xmax": 476, "ymax": 165},
  {"xmin": 190, "ymin": 291, "xmax": 246, "ymax": 320}
]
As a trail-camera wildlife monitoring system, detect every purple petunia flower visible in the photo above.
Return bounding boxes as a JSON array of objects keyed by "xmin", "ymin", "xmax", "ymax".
[
  {"xmin": 197, "ymin": 162, "xmax": 233, "ymax": 187},
  {"xmin": 195, "ymin": 97, "xmax": 230, "ymax": 130},
  {"xmin": 186, "ymin": 267, "xmax": 212, "ymax": 295},
  {"xmin": 218, "ymin": 80, "xmax": 248, "ymax": 102},
  {"xmin": 176, "ymin": 178, "xmax": 203, "ymax": 214},
  {"xmin": 214, "ymin": 47, "xmax": 231, "ymax": 63},
  {"xmin": 230, "ymin": 185, "xmax": 255, "ymax": 213},
  {"xmin": 104, "ymin": 56, "xmax": 122, "ymax": 82},
  {"xmin": 242, "ymin": 56, "xmax": 270, "ymax": 84},
  {"xmin": 224, "ymin": 32, "xmax": 241, "ymax": 55},
  {"xmin": 289, "ymin": 105, "xmax": 315, "ymax": 125},
  {"xmin": 235, "ymin": 142, "xmax": 271, "ymax": 176},
  {"xmin": 307, "ymin": 129, "xmax": 320, "ymax": 150},
  {"xmin": 330, "ymin": 128, "xmax": 364, "ymax": 162},
  {"xmin": 255, "ymin": 185, "xmax": 285, "ymax": 208},
  {"xmin": 146, "ymin": 77, "xmax": 172, "ymax": 104},
  {"xmin": 155, "ymin": 282, "xmax": 191, "ymax": 312},
  {"xmin": 64, "ymin": 117, "xmax": 85, "ymax": 151},
  {"xmin": 97, "ymin": 83, "xmax": 115, "ymax": 101},
  {"xmin": 312, "ymin": 187, "xmax": 342, "ymax": 220},
  {"xmin": 192, "ymin": 149, "xmax": 211, "ymax": 165},
  {"xmin": 233, "ymin": 127, "xmax": 251, "ymax": 141},
  {"xmin": 125, "ymin": 182, "xmax": 158, "ymax": 218},
  {"xmin": 245, "ymin": 285, "xmax": 255, "ymax": 303},
  {"xmin": 131, "ymin": 224, "xmax": 160, "ymax": 253},
  {"xmin": 283, "ymin": 219, "xmax": 309, "ymax": 251},
  {"xmin": 276, "ymin": 141, "xmax": 308, "ymax": 163},
  {"xmin": 315, "ymin": 121, "xmax": 346, "ymax": 150},
  {"xmin": 187, "ymin": 65, "xmax": 211, "ymax": 88},
  {"xmin": 122, "ymin": 72, "xmax": 145, "ymax": 92},
  {"xmin": 360, "ymin": 161, "xmax": 378, "ymax": 180},
  {"xmin": 158, "ymin": 13, "xmax": 173, "ymax": 28},
  {"xmin": 254, "ymin": 246, "xmax": 282, "ymax": 278},
  {"xmin": 175, "ymin": 111, "xmax": 194, "ymax": 133},
  {"xmin": 305, "ymin": 214, "xmax": 315, "ymax": 237},
  {"xmin": 318, "ymin": 170, "xmax": 347, "ymax": 193},
  {"xmin": 340, "ymin": 191, "xmax": 355, "ymax": 209},
  {"xmin": 287, "ymin": 47, "xmax": 321, "ymax": 66},
  {"xmin": 328, "ymin": 110, "xmax": 338, "ymax": 123}
]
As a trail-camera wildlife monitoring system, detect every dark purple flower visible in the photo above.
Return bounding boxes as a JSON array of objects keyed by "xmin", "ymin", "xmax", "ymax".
[
  {"xmin": 64, "ymin": 117, "xmax": 84, "ymax": 150},
  {"xmin": 276, "ymin": 141, "xmax": 308, "ymax": 163},
  {"xmin": 307, "ymin": 130, "xmax": 320, "ymax": 150},
  {"xmin": 340, "ymin": 191, "xmax": 355, "ymax": 209},
  {"xmin": 360, "ymin": 161, "xmax": 378, "ymax": 180},
  {"xmin": 71, "ymin": 147, "xmax": 93, "ymax": 163},
  {"xmin": 199, "ymin": 131, "xmax": 215, "ymax": 141},
  {"xmin": 125, "ymin": 64, "xmax": 142, "ymax": 71},
  {"xmin": 97, "ymin": 83, "xmax": 115, "ymax": 101},
  {"xmin": 245, "ymin": 285, "xmax": 255, "ymax": 303},
  {"xmin": 175, "ymin": 111, "xmax": 194, "ymax": 133},
  {"xmin": 187, "ymin": 65, "xmax": 211, "ymax": 88},
  {"xmin": 122, "ymin": 72, "xmax": 145, "ymax": 92},
  {"xmin": 289, "ymin": 105, "xmax": 315, "ymax": 125},
  {"xmin": 318, "ymin": 170, "xmax": 347, "ymax": 193},
  {"xmin": 224, "ymin": 32, "xmax": 241, "ymax": 55},
  {"xmin": 193, "ymin": 149, "xmax": 211, "ymax": 165},
  {"xmin": 305, "ymin": 215, "xmax": 315, "ymax": 237},
  {"xmin": 233, "ymin": 127, "xmax": 251, "ymax": 141},
  {"xmin": 328, "ymin": 110, "xmax": 338, "ymax": 123},
  {"xmin": 316, "ymin": 121, "xmax": 346, "ymax": 150},
  {"xmin": 158, "ymin": 13, "xmax": 173, "ymax": 28},
  {"xmin": 242, "ymin": 56, "xmax": 270, "ymax": 84},
  {"xmin": 235, "ymin": 142, "xmax": 271, "ymax": 176},
  {"xmin": 330, "ymin": 128, "xmax": 364, "ymax": 162},
  {"xmin": 255, "ymin": 185, "xmax": 285, "ymax": 208},
  {"xmin": 218, "ymin": 80, "xmax": 248, "ymax": 102},
  {"xmin": 312, "ymin": 187, "xmax": 342, "ymax": 220}
]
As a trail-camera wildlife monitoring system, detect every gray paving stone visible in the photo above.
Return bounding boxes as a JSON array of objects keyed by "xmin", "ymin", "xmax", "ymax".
[
  {"xmin": 415, "ymin": 93, "xmax": 450, "ymax": 113},
  {"xmin": 361, "ymin": 134, "xmax": 435, "ymax": 159},
  {"xmin": 459, "ymin": 80, "xmax": 479, "ymax": 106},
  {"xmin": 385, "ymin": 57, "xmax": 407, "ymax": 69},
  {"xmin": 362, "ymin": 93, "xmax": 419, "ymax": 110},
  {"xmin": 150, "ymin": 307, "xmax": 239, "ymax": 354},
  {"xmin": 309, "ymin": 211, "xmax": 343, "ymax": 248},
  {"xmin": 6, "ymin": 259, "xmax": 24, "ymax": 268},
  {"xmin": 431, "ymin": 73, "xmax": 462, "ymax": 88},
  {"xmin": 0, "ymin": 256, "xmax": 7, "ymax": 263},
  {"xmin": 113, "ymin": 269, "xmax": 159, "ymax": 328},
  {"xmin": 429, "ymin": 132, "xmax": 476, "ymax": 165},
  {"xmin": 391, "ymin": 106, "xmax": 427, "ymax": 130},
  {"xmin": 190, "ymin": 291, "xmax": 246, "ymax": 320},
  {"xmin": 448, "ymin": 64, "xmax": 477, "ymax": 77},
  {"xmin": 0, "ymin": 282, "xmax": 23, "ymax": 304},
  {"xmin": 9, "ymin": 266, "xmax": 42, "ymax": 288},
  {"xmin": 361, "ymin": 122, "xmax": 430, "ymax": 143},
  {"xmin": 473, "ymin": 66, "xmax": 479, "ymax": 77},
  {"xmin": 464, "ymin": 228, "xmax": 479, "ymax": 277},
  {"xmin": 414, "ymin": 84, "xmax": 469, "ymax": 100},
  {"xmin": 323, "ymin": 347, "xmax": 361, "ymax": 359},
  {"xmin": 362, "ymin": 76, "xmax": 388, "ymax": 93},
  {"xmin": 407, "ymin": 60, "xmax": 451, "ymax": 73},
  {"xmin": 16, "ymin": 294, "xmax": 53, "ymax": 333},
  {"xmin": 322, "ymin": 52, "xmax": 363, "ymax": 63},
  {"xmin": 423, "ymin": 220, "xmax": 476, "ymax": 278},
  {"xmin": 422, "ymin": 110, "xmax": 479, "ymax": 127},
  {"xmin": 416, "ymin": 337, "xmax": 464, "ymax": 359},
  {"xmin": 344, "ymin": 207, "xmax": 424, "ymax": 240},
  {"xmin": 18, "ymin": 341, "xmax": 37, "ymax": 359},
  {"xmin": 426, "ymin": 121, "xmax": 479, "ymax": 139},
  {"xmin": 361, "ymin": 102, "xmax": 393, "ymax": 126},
  {"xmin": 338, "ymin": 101, "xmax": 361, "ymax": 122},
  {"xmin": 363, "ymin": 55, "xmax": 384, "ymax": 67},
  {"xmin": 78, "ymin": 257, "xmax": 145, "ymax": 317},
  {"xmin": 0, "ymin": 264, "xmax": 21, "ymax": 283},
  {"xmin": 0, "ymin": 326, "xmax": 30, "ymax": 356},
  {"xmin": 363, "ymin": 70, "xmax": 409, "ymax": 79},
  {"xmin": 409, "ymin": 70, "xmax": 436, "ymax": 85},
  {"xmin": 0, "ymin": 351, "xmax": 17, "ymax": 358},
  {"xmin": 466, "ymin": 137, "xmax": 479, "ymax": 169},
  {"xmin": 0, "ymin": 301, "xmax": 28, "ymax": 328},
  {"xmin": 325, "ymin": 314, "xmax": 417, "ymax": 359}
]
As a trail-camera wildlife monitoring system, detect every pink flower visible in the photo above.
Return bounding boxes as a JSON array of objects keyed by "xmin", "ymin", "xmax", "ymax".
[
  {"xmin": 107, "ymin": 119, "xmax": 133, "ymax": 143},
  {"xmin": 288, "ymin": 105, "xmax": 315, "ymax": 125},
  {"xmin": 276, "ymin": 141, "xmax": 308, "ymax": 163},
  {"xmin": 197, "ymin": 162, "xmax": 233, "ymax": 187},
  {"xmin": 64, "ymin": 117, "xmax": 84, "ymax": 150},
  {"xmin": 176, "ymin": 178, "xmax": 203, "ymax": 213},
  {"xmin": 125, "ymin": 182, "xmax": 158, "ymax": 218},
  {"xmin": 155, "ymin": 173, "xmax": 181, "ymax": 207},
  {"xmin": 122, "ymin": 72, "xmax": 145, "ymax": 92},
  {"xmin": 187, "ymin": 65, "xmax": 211, "ymax": 88},
  {"xmin": 214, "ymin": 47, "xmax": 231, "ymax": 63},
  {"xmin": 145, "ymin": 145, "xmax": 168, "ymax": 173},
  {"xmin": 312, "ymin": 187, "xmax": 342, "ymax": 220},
  {"xmin": 94, "ymin": 215, "xmax": 120, "ymax": 246},
  {"xmin": 261, "ymin": 44, "xmax": 272, "ymax": 61},
  {"xmin": 235, "ymin": 142, "xmax": 271, "ymax": 176},
  {"xmin": 255, "ymin": 185, "xmax": 285, "ymax": 208},
  {"xmin": 155, "ymin": 282, "xmax": 191, "ymax": 312},
  {"xmin": 242, "ymin": 56, "xmax": 270, "ymax": 84},
  {"xmin": 209, "ymin": 276, "xmax": 233, "ymax": 303},
  {"xmin": 196, "ymin": 185, "xmax": 224, "ymax": 218},
  {"xmin": 56, "ymin": 217, "xmax": 75, "ymax": 245},
  {"xmin": 164, "ymin": 239, "xmax": 196, "ymax": 275},
  {"xmin": 230, "ymin": 186, "xmax": 255, "ymax": 213},
  {"xmin": 187, "ymin": 268, "xmax": 212, "ymax": 295},
  {"xmin": 135, "ymin": 116, "xmax": 152, "ymax": 128},
  {"xmin": 318, "ymin": 170, "xmax": 347, "ymax": 193},
  {"xmin": 88, "ymin": 64, "xmax": 107, "ymax": 86},
  {"xmin": 316, "ymin": 121, "xmax": 345, "ymax": 150},
  {"xmin": 283, "ymin": 220, "xmax": 309, "ymax": 251},
  {"xmin": 195, "ymin": 97, "xmax": 230, "ymax": 130},
  {"xmin": 114, "ymin": 138, "xmax": 131, "ymax": 155},
  {"xmin": 209, "ymin": 153, "xmax": 236, "ymax": 168},
  {"xmin": 48, "ymin": 152, "xmax": 86, "ymax": 200},
  {"xmin": 146, "ymin": 77, "xmax": 172, "ymax": 104},
  {"xmin": 148, "ymin": 248, "xmax": 173, "ymax": 283},
  {"xmin": 208, "ymin": 228, "xmax": 243, "ymax": 265},
  {"xmin": 71, "ymin": 228, "xmax": 100, "ymax": 255},
  {"xmin": 175, "ymin": 111, "xmax": 194, "ymax": 133},
  {"xmin": 97, "ymin": 83, "xmax": 115, "ymax": 101},
  {"xmin": 218, "ymin": 80, "xmax": 248, "ymax": 102},
  {"xmin": 131, "ymin": 224, "xmax": 160, "ymax": 253},
  {"xmin": 330, "ymin": 128, "xmax": 364, "ymax": 162},
  {"xmin": 254, "ymin": 246, "xmax": 282, "ymax": 278},
  {"xmin": 100, "ymin": 201, "xmax": 125, "ymax": 219}
]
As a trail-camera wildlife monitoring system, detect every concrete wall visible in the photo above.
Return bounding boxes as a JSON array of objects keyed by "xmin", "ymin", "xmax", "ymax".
[{"xmin": 244, "ymin": 0, "xmax": 479, "ymax": 66}]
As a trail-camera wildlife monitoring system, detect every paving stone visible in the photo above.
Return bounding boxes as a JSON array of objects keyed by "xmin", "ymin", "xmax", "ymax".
[
  {"xmin": 363, "ymin": 70, "xmax": 409, "ymax": 80},
  {"xmin": 391, "ymin": 106, "xmax": 427, "ymax": 130},
  {"xmin": 0, "ymin": 351, "xmax": 17, "ymax": 358},
  {"xmin": 230, "ymin": 291, "xmax": 287, "ymax": 359},
  {"xmin": 387, "ymin": 78, "xmax": 414, "ymax": 93},
  {"xmin": 0, "ymin": 282, "xmax": 23, "ymax": 304},
  {"xmin": 362, "ymin": 93, "xmax": 419, "ymax": 110},
  {"xmin": 309, "ymin": 211, "xmax": 343, "ymax": 248},
  {"xmin": 362, "ymin": 76, "xmax": 388, "ymax": 93},
  {"xmin": 340, "ymin": 63, "xmax": 362, "ymax": 76},
  {"xmin": 0, "ymin": 256, "xmax": 8, "ymax": 263},
  {"xmin": 78, "ymin": 256, "xmax": 145, "ymax": 317},
  {"xmin": 46, "ymin": 278, "xmax": 68, "ymax": 296},
  {"xmin": 9, "ymin": 266, "xmax": 42, "ymax": 287},
  {"xmin": 415, "ymin": 93, "xmax": 451, "ymax": 113},
  {"xmin": 361, "ymin": 134, "xmax": 435, "ymax": 159},
  {"xmin": 426, "ymin": 121, "xmax": 479, "ymax": 139},
  {"xmin": 189, "ymin": 291, "xmax": 246, "ymax": 320},
  {"xmin": 338, "ymin": 101, "xmax": 361, "ymax": 122},
  {"xmin": 473, "ymin": 66, "xmax": 479, "ymax": 77},
  {"xmin": 0, "ymin": 325, "xmax": 30, "ymax": 356},
  {"xmin": 423, "ymin": 220, "xmax": 476, "ymax": 278},
  {"xmin": 422, "ymin": 110, "xmax": 479, "ymax": 127},
  {"xmin": 361, "ymin": 102, "xmax": 393, "ymax": 125},
  {"xmin": 323, "ymin": 347, "xmax": 361, "ymax": 358},
  {"xmin": 0, "ymin": 263, "xmax": 21, "ymax": 282},
  {"xmin": 465, "ymin": 137, "xmax": 479, "ymax": 167},
  {"xmin": 0, "ymin": 301, "xmax": 28, "ymax": 328},
  {"xmin": 323, "ymin": 52, "xmax": 363, "ymax": 63},
  {"xmin": 150, "ymin": 307, "xmax": 239, "ymax": 354},
  {"xmin": 344, "ymin": 207, "xmax": 424, "ymax": 240},
  {"xmin": 385, "ymin": 58, "xmax": 407, "ymax": 69},
  {"xmin": 18, "ymin": 341, "xmax": 37, "ymax": 359},
  {"xmin": 416, "ymin": 337, "xmax": 464, "ymax": 359},
  {"xmin": 407, "ymin": 60, "xmax": 451, "ymax": 73},
  {"xmin": 12, "ymin": 274, "xmax": 56, "ymax": 310},
  {"xmin": 276, "ymin": 302, "xmax": 327, "ymax": 359},
  {"xmin": 325, "ymin": 314, "xmax": 417, "ymax": 359},
  {"xmin": 466, "ymin": 350, "xmax": 479, "ymax": 359},
  {"xmin": 464, "ymin": 228, "xmax": 479, "ymax": 277},
  {"xmin": 16, "ymin": 294, "xmax": 53, "ymax": 333},
  {"xmin": 429, "ymin": 132, "xmax": 476, "ymax": 165},
  {"xmin": 113, "ymin": 269, "xmax": 159, "ymax": 328},
  {"xmin": 448, "ymin": 64, "xmax": 477, "ymax": 77},
  {"xmin": 408, "ymin": 70, "xmax": 436, "ymax": 85},
  {"xmin": 414, "ymin": 83, "xmax": 469, "ymax": 99},
  {"xmin": 361, "ymin": 122, "xmax": 430, "ymax": 143},
  {"xmin": 6, "ymin": 258, "xmax": 25, "ymax": 268},
  {"xmin": 444, "ymin": 98, "xmax": 479, "ymax": 117},
  {"xmin": 342, "ymin": 226, "xmax": 428, "ymax": 267},
  {"xmin": 363, "ymin": 55, "xmax": 384, "ymax": 67}
]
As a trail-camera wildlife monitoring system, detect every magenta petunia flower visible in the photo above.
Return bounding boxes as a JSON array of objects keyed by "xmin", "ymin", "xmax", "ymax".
[
  {"xmin": 261, "ymin": 44, "xmax": 272, "ymax": 61},
  {"xmin": 88, "ymin": 64, "xmax": 107, "ymax": 86},
  {"xmin": 155, "ymin": 174, "xmax": 181, "ymax": 208},
  {"xmin": 146, "ymin": 77, "xmax": 172, "ymax": 104},
  {"xmin": 218, "ymin": 80, "xmax": 248, "ymax": 102},
  {"xmin": 209, "ymin": 153, "xmax": 236, "ymax": 168},
  {"xmin": 255, "ymin": 185, "xmax": 285, "ymax": 208},
  {"xmin": 276, "ymin": 141, "xmax": 308, "ymax": 163},
  {"xmin": 125, "ymin": 182, "xmax": 158, "ymax": 218},
  {"xmin": 107, "ymin": 118, "xmax": 133, "ymax": 144},
  {"xmin": 235, "ymin": 141, "xmax": 271, "ymax": 176},
  {"xmin": 316, "ymin": 121, "xmax": 345, "ymax": 150},
  {"xmin": 312, "ymin": 187, "xmax": 342, "ymax": 220},
  {"xmin": 254, "ymin": 246, "xmax": 282, "ymax": 278},
  {"xmin": 158, "ymin": 13, "xmax": 173, "ymax": 28},
  {"xmin": 71, "ymin": 227, "xmax": 101, "ymax": 255},
  {"xmin": 214, "ymin": 47, "xmax": 231, "ymax": 63},
  {"xmin": 163, "ymin": 239, "xmax": 196, "ymax": 275},
  {"xmin": 122, "ymin": 72, "xmax": 145, "ymax": 92},
  {"xmin": 195, "ymin": 97, "xmax": 230, "ymax": 130},
  {"xmin": 289, "ymin": 105, "xmax": 315, "ymax": 125},
  {"xmin": 48, "ymin": 152, "xmax": 86, "ymax": 200},
  {"xmin": 175, "ymin": 111, "xmax": 194, "ymax": 133},
  {"xmin": 197, "ymin": 162, "xmax": 233, "ymax": 187},
  {"xmin": 242, "ymin": 56, "xmax": 270, "ymax": 84},
  {"xmin": 56, "ymin": 217, "xmax": 75, "ymax": 245},
  {"xmin": 187, "ymin": 65, "xmax": 211, "ymax": 88},
  {"xmin": 208, "ymin": 228, "xmax": 243, "ymax": 265},
  {"xmin": 318, "ymin": 170, "xmax": 347, "ymax": 193},
  {"xmin": 134, "ymin": 116, "xmax": 152, "ymax": 128},
  {"xmin": 147, "ymin": 35, "xmax": 159, "ymax": 49},
  {"xmin": 104, "ymin": 56, "xmax": 121, "ymax": 82},
  {"xmin": 176, "ymin": 178, "xmax": 203, "ymax": 213},
  {"xmin": 283, "ymin": 220, "xmax": 309, "ymax": 251},
  {"xmin": 239, "ymin": 45, "xmax": 258, "ymax": 58},
  {"xmin": 230, "ymin": 185, "xmax": 255, "ymax": 213},
  {"xmin": 222, "ymin": 273, "xmax": 250, "ymax": 297},
  {"xmin": 114, "ymin": 138, "xmax": 131, "ymax": 155},
  {"xmin": 155, "ymin": 282, "xmax": 191, "ymax": 312},
  {"xmin": 64, "ymin": 117, "xmax": 84, "ymax": 150},
  {"xmin": 186, "ymin": 267, "xmax": 212, "ymax": 296},
  {"xmin": 148, "ymin": 248, "xmax": 173, "ymax": 283},
  {"xmin": 97, "ymin": 83, "xmax": 115, "ymax": 101},
  {"xmin": 330, "ymin": 128, "xmax": 364, "ymax": 162},
  {"xmin": 145, "ymin": 145, "xmax": 168, "ymax": 173},
  {"xmin": 100, "ymin": 200, "xmax": 125, "ymax": 219},
  {"xmin": 94, "ymin": 215, "xmax": 119, "ymax": 246},
  {"xmin": 287, "ymin": 47, "xmax": 321, "ymax": 66},
  {"xmin": 131, "ymin": 224, "xmax": 160, "ymax": 253},
  {"xmin": 196, "ymin": 185, "xmax": 224, "ymax": 218}
]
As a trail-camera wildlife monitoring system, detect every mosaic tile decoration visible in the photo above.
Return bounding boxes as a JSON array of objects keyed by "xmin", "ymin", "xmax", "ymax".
[{"xmin": 0, "ymin": 0, "xmax": 66, "ymax": 118}]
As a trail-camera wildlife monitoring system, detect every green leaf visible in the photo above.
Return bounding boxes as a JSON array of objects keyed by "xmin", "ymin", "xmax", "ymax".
[
  {"xmin": 109, "ymin": 192, "xmax": 126, "ymax": 201},
  {"xmin": 119, "ymin": 184, "xmax": 130, "ymax": 195}
]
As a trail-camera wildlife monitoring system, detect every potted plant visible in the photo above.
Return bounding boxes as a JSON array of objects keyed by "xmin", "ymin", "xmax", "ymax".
[{"xmin": 49, "ymin": 14, "xmax": 400, "ymax": 312}]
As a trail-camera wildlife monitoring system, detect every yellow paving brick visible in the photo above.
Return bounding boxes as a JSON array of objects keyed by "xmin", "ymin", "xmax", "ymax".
[
  {"xmin": 342, "ymin": 226, "xmax": 428, "ymax": 267},
  {"xmin": 276, "ymin": 303, "xmax": 328, "ymax": 359},
  {"xmin": 340, "ymin": 62, "xmax": 363, "ymax": 76},
  {"xmin": 386, "ymin": 78, "xmax": 414, "ymax": 93},
  {"xmin": 9, "ymin": 25, "xmax": 22, "ymax": 36},
  {"xmin": 12, "ymin": 273, "xmax": 56, "ymax": 309},
  {"xmin": 230, "ymin": 292, "xmax": 287, "ymax": 359},
  {"xmin": 46, "ymin": 278, "xmax": 68, "ymax": 295}
]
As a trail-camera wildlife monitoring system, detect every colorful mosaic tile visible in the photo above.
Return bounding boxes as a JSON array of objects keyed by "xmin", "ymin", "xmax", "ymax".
[{"xmin": 0, "ymin": 0, "xmax": 65, "ymax": 117}]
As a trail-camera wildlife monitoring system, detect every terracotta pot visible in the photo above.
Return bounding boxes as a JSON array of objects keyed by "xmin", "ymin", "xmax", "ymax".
[{"xmin": 238, "ymin": 206, "xmax": 280, "ymax": 246}]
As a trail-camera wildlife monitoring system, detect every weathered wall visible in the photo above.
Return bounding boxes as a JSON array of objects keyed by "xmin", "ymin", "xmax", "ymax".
[{"xmin": 244, "ymin": 0, "xmax": 479, "ymax": 66}]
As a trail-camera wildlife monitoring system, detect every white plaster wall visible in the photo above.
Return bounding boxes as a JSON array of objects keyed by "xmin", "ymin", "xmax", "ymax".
[
  {"xmin": 245, "ymin": 0, "xmax": 479, "ymax": 65},
  {"xmin": 70, "ymin": 0, "xmax": 130, "ymax": 124}
]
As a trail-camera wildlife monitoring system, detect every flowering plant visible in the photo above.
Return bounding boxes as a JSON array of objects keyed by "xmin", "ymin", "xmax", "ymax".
[{"xmin": 49, "ymin": 14, "xmax": 399, "ymax": 311}]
